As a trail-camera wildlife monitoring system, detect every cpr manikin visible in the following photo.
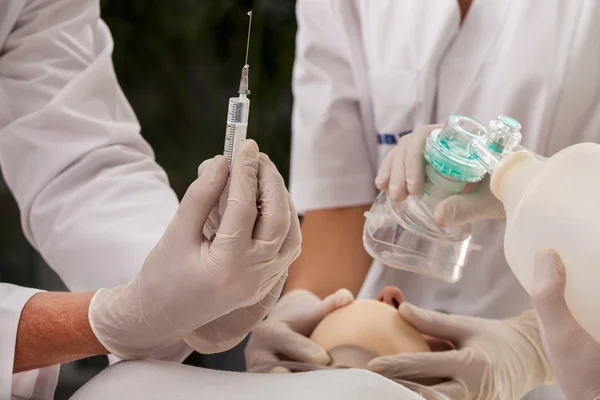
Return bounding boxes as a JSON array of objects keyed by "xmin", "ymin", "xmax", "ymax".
[{"xmin": 71, "ymin": 287, "xmax": 443, "ymax": 400}]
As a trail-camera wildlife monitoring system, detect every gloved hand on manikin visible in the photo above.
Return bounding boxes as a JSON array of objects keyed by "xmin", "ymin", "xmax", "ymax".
[
  {"xmin": 375, "ymin": 124, "xmax": 505, "ymax": 227},
  {"xmin": 367, "ymin": 303, "xmax": 555, "ymax": 399},
  {"xmin": 532, "ymin": 249, "xmax": 600, "ymax": 400},
  {"xmin": 88, "ymin": 140, "xmax": 302, "ymax": 360},
  {"xmin": 245, "ymin": 289, "xmax": 355, "ymax": 372}
]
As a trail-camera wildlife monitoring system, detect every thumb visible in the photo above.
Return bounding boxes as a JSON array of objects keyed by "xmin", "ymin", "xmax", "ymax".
[
  {"xmin": 291, "ymin": 288, "xmax": 353, "ymax": 339},
  {"xmin": 314, "ymin": 289, "xmax": 354, "ymax": 321},
  {"xmin": 177, "ymin": 155, "xmax": 229, "ymax": 238},
  {"xmin": 398, "ymin": 303, "xmax": 469, "ymax": 343},
  {"xmin": 277, "ymin": 289, "xmax": 354, "ymax": 335},
  {"xmin": 531, "ymin": 249, "xmax": 572, "ymax": 327}
]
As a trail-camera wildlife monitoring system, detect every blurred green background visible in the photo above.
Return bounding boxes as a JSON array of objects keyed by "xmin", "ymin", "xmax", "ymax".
[
  {"xmin": 102, "ymin": 0, "xmax": 298, "ymax": 194},
  {"xmin": 0, "ymin": 1, "xmax": 298, "ymax": 398}
]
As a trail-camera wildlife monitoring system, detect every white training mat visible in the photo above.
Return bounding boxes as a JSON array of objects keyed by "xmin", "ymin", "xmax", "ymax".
[{"xmin": 70, "ymin": 359, "xmax": 425, "ymax": 400}]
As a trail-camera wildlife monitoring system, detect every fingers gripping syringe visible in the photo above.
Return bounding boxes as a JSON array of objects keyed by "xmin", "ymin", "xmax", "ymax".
[{"xmin": 218, "ymin": 11, "xmax": 253, "ymax": 218}]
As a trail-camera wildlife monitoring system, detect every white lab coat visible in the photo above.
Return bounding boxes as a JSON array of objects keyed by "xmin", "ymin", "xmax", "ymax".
[
  {"xmin": 0, "ymin": 1, "xmax": 192, "ymax": 398},
  {"xmin": 291, "ymin": 1, "xmax": 600, "ymax": 399}
]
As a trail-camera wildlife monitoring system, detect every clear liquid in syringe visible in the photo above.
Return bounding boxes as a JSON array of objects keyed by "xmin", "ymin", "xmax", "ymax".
[{"xmin": 223, "ymin": 96, "xmax": 249, "ymax": 165}]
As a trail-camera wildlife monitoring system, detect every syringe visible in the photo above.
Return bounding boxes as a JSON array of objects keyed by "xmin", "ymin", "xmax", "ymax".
[{"xmin": 218, "ymin": 10, "xmax": 253, "ymax": 218}]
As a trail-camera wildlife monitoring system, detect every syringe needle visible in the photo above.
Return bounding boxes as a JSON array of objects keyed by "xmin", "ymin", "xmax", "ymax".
[
  {"xmin": 238, "ymin": 11, "xmax": 252, "ymax": 95},
  {"xmin": 245, "ymin": 11, "xmax": 252, "ymax": 66}
]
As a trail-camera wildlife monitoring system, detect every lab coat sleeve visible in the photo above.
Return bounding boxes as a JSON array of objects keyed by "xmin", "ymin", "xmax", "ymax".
[
  {"xmin": 290, "ymin": 0, "xmax": 377, "ymax": 214},
  {"xmin": 0, "ymin": 1, "xmax": 179, "ymax": 292},
  {"xmin": 0, "ymin": 0, "xmax": 192, "ymax": 389}
]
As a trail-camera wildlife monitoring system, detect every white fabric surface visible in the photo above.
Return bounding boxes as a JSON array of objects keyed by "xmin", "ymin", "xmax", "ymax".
[{"xmin": 71, "ymin": 360, "xmax": 426, "ymax": 400}]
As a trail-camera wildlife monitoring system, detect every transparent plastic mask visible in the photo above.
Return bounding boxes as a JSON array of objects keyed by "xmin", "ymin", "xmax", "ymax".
[{"xmin": 363, "ymin": 114, "xmax": 522, "ymax": 283}]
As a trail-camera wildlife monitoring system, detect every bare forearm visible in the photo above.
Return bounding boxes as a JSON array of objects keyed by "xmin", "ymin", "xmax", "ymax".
[
  {"xmin": 285, "ymin": 206, "xmax": 373, "ymax": 298},
  {"xmin": 14, "ymin": 292, "xmax": 108, "ymax": 373}
]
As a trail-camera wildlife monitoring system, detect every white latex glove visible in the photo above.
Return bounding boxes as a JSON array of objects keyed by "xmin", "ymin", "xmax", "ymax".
[
  {"xmin": 532, "ymin": 249, "xmax": 600, "ymax": 400},
  {"xmin": 367, "ymin": 303, "xmax": 554, "ymax": 400},
  {"xmin": 245, "ymin": 289, "xmax": 354, "ymax": 372},
  {"xmin": 375, "ymin": 124, "xmax": 505, "ymax": 227},
  {"xmin": 185, "ymin": 154, "xmax": 302, "ymax": 353},
  {"xmin": 88, "ymin": 140, "xmax": 301, "ymax": 360}
]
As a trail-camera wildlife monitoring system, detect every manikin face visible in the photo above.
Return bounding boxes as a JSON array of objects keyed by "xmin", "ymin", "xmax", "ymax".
[
  {"xmin": 248, "ymin": 287, "xmax": 448, "ymax": 399},
  {"xmin": 309, "ymin": 286, "xmax": 430, "ymax": 369}
]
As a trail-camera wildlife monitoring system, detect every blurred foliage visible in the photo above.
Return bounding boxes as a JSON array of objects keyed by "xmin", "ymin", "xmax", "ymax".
[{"xmin": 100, "ymin": 0, "xmax": 298, "ymax": 195}]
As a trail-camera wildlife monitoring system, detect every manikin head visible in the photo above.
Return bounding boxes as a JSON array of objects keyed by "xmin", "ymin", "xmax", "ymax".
[{"xmin": 308, "ymin": 286, "xmax": 430, "ymax": 369}]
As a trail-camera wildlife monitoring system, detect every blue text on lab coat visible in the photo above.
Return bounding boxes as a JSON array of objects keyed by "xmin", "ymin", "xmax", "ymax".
[{"xmin": 376, "ymin": 130, "xmax": 412, "ymax": 145}]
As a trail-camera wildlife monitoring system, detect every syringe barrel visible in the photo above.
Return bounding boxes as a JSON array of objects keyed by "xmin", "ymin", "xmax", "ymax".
[
  {"xmin": 218, "ymin": 95, "xmax": 251, "ymax": 221},
  {"xmin": 227, "ymin": 95, "xmax": 250, "ymax": 124},
  {"xmin": 224, "ymin": 95, "xmax": 250, "ymax": 165}
]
